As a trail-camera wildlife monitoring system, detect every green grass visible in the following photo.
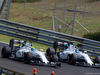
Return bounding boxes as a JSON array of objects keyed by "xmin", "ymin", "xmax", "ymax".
[
  {"xmin": 8, "ymin": 0, "xmax": 100, "ymax": 37},
  {"xmin": 0, "ymin": 0, "xmax": 100, "ymax": 50},
  {"xmin": 0, "ymin": 34, "xmax": 51, "ymax": 51}
]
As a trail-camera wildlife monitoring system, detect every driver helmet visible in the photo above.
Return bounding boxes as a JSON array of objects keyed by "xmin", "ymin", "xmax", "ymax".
[
  {"xmin": 73, "ymin": 43, "xmax": 77, "ymax": 46},
  {"xmin": 31, "ymin": 47, "xmax": 35, "ymax": 51},
  {"xmin": 73, "ymin": 43, "xmax": 77, "ymax": 48},
  {"xmin": 75, "ymin": 49, "xmax": 79, "ymax": 53}
]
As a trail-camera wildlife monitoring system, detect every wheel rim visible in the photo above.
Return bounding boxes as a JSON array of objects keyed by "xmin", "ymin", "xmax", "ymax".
[
  {"xmin": 69, "ymin": 54, "xmax": 74, "ymax": 64},
  {"xmin": 24, "ymin": 53, "xmax": 28, "ymax": 63}
]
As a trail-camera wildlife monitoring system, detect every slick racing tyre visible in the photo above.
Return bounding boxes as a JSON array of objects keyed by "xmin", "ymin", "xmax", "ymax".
[
  {"xmin": 24, "ymin": 52, "xmax": 32, "ymax": 64},
  {"xmin": 1, "ymin": 46, "xmax": 11, "ymax": 58},
  {"xmin": 93, "ymin": 56, "xmax": 100, "ymax": 66},
  {"xmin": 46, "ymin": 48, "xmax": 55, "ymax": 57},
  {"xmin": 49, "ymin": 54, "xmax": 58, "ymax": 62},
  {"xmin": 57, "ymin": 52, "xmax": 61, "ymax": 61},
  {"xmin": 69, "ymin": 54, "xmax": 77, "ymax": 65}
]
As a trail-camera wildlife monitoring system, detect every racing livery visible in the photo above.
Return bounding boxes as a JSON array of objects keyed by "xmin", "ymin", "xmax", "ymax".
[
  {"xmin": 1, "ymin": 39, "xmax": 61, "ymax": 67},
  {"xmin": 53, "ymin": 41, "xmax": 93, "ymax": 66}
]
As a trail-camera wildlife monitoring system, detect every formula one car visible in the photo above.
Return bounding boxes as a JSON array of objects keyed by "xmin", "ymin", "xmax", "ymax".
[
  {"xmin": 53, "ymin": 41, "xmax": 93, "ymax": 66},
  {"xmin": 1, "ymin": 39, "xmax": 61, "ymax": 67}
]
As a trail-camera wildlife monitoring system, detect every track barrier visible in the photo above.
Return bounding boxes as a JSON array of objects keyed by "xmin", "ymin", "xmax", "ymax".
[
  {"xmin": 0, "ymin": 19, "xmax": 100, "ymax": 56},
  {"xmin": 0, "ymin": 66, "xmax": 25, "ymax": 75}
]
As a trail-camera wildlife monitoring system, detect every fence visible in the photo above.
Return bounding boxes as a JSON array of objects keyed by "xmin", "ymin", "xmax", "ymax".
[
  {"xmin": 0, "ymin": 66, "xmax": 25, "ymax": 75},
  {"xmin": 0, "ymin": 19, "xmax": 100, "ymax": 56},
  {"xmin": 0, "ymin": 0, "xmax": 11, "ymax": 20},
  {"xmin": 0, "ymin": 0, "xmax": 6, "ymax": 15}
]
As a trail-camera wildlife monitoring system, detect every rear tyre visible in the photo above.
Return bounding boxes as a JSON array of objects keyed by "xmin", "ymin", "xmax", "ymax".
[
  {"xmin": 46, "ymin": 48, "xmax": 55, "ymax": 57},
  {"xmin": 69, "ymin": 54, "xmax": 77, "ymax": 65},
  {"xmin": 49, "ymin": 54, "xmax": 58, "ymax": 62},
  {"xmin": 24, "ymin": 52, "xmax": 32, "ymax": 64},
  {"xmin": 1, "ymin": 46, "xmax": 11, "ymax": 58}
]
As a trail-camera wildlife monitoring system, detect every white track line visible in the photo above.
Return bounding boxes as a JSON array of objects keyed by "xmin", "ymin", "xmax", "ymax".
[{"xmin": 0, "ymin": 41, "xmax": 9, "ymax": 44}]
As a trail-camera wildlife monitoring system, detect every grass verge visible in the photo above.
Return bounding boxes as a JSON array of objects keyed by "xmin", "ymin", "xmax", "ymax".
[{"xmin": 0, "ymin": 34, "xmax": 51, "ymax": 51}]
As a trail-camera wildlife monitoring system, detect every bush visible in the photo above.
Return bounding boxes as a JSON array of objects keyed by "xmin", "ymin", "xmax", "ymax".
[
  {"xmin": 84, "ymin": 32, "xmax": 100, "ymax": 41},
  {"xmin": 12, "ymin": 0, "xmax": 41, "ymax": 3}
]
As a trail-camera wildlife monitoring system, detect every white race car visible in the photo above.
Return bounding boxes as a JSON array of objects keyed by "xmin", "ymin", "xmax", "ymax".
[
  {"xmin": 1, "ymin": 39, "xmax": 61, "ymax": 67},
  {"xmin": 53, "ymin": 41, "xmax": 93, "ymax": 66}
]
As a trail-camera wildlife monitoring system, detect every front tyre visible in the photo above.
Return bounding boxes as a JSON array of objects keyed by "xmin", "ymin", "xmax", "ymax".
[
  {"xmin": 49, "ymin": 54, "xmax": 58, "ymax": 62},
  {"xmin": 24, "ymin": 52, "xmax": 32, "ymax": 64},
  {"xmin": 93, "ymin": 56, "xmax": 100, "ymax": 66},
  {"xmin": 46, "ymin": 48, "xmax": 55, "ymax": 57},
  {"xmin": 69, "ymin": 54, "xmax": 77, "ymax": 65}
]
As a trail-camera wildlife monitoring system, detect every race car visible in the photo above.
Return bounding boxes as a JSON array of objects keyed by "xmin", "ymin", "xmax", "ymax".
[
  {"xmin": 53, "ymin": 41, "xmax": 93, "ymax": 66},
  {"xmin": 1, "ymin": 39, "xmax": 61, "ymax": 67}
]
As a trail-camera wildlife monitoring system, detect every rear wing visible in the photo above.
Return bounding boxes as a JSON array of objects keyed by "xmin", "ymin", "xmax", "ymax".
[
  {"xmin": 53, "ymin": 41, "xmax": 69, "ymax": 51},
  {"xmin": 9, "ymin": 39, "xmax": 27, "ymax": 51}
]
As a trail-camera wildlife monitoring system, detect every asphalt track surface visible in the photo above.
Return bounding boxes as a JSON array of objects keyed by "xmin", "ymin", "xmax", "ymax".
[{"xmin": 0, "ymin": 42, "xmax": 100, "ymax": 75}]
